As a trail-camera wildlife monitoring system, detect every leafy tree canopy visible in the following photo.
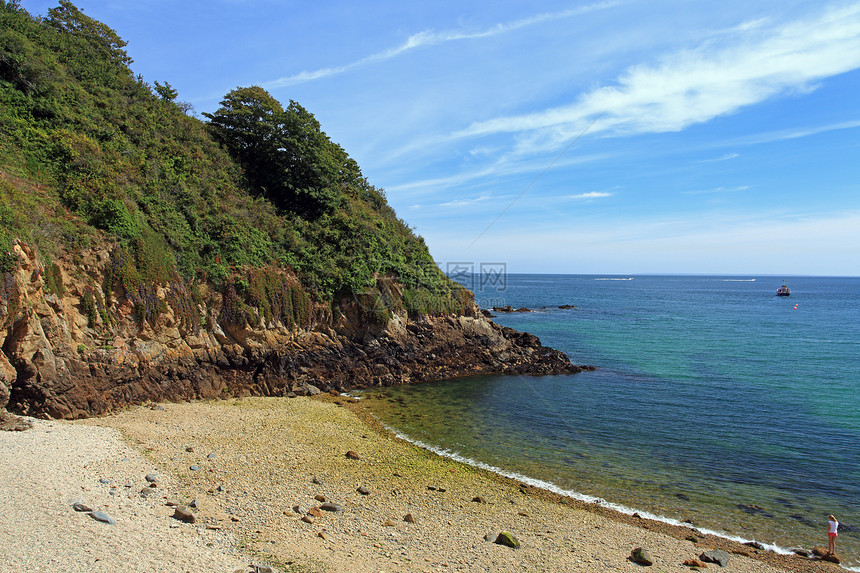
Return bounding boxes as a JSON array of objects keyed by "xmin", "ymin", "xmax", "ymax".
[
  {"xmin": 205, "ymin": 86, "xmax": 352, "ymax": 218},
  {"xmin": 46, "ymin": 0, "xmax": 133, "ymax": 85}
]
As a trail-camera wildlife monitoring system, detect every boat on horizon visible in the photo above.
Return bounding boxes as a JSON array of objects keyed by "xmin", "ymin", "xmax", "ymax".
[{"xmin": 776, "ymin": 282, "xmax": 791, "ymax": 296}]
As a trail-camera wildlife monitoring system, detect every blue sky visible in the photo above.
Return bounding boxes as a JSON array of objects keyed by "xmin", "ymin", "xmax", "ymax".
[{"xmin": 22, "ymin": 1, "xmax": 860, "ymax": 276}]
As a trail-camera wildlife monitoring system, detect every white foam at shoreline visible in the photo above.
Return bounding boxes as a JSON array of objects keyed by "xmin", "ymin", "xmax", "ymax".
[{"xmin": 378, "ymin": 420, "xmax": 829, "ymax": 562}]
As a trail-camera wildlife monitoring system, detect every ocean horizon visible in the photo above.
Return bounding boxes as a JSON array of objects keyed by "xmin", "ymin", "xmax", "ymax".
[{"xmin": 361, "ymin": 274, "xmax": 860, "ymax": 570}]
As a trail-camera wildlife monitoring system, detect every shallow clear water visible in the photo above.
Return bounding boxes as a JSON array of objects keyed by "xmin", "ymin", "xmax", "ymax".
[{"xmin": 360, "ymin": 275, "xmax": 860, "ymax": 567}]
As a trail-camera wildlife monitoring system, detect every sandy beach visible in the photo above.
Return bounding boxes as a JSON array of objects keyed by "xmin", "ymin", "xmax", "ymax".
[{"xmin": 0, "ymin": 396, "xmax": 842, "ymax": 572}]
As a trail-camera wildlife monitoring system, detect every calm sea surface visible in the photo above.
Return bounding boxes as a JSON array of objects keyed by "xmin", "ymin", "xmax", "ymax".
[{"xmin": 360, "ymin": 275, "xmax": 860, "ymax": 569}]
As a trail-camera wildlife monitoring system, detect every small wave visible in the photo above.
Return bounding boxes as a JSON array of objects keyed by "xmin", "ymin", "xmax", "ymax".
[
  {"xmin": 722, "ymin": 279, "xmax": 756, "ymax": 282},
  {"xmin": 594, "ymin": 277, "xmax": 634, "ymax": 281},
  {"xmin": 380, "ymin": 420, "xmax": 801, "ymax": 560}
]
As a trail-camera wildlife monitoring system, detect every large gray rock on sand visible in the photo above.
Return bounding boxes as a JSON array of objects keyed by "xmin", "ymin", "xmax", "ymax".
[
  {"xmin": 701, "ymin": 549, "xmax": 731, "ymax": 567},
  {"xmin": 630, "ymin": 547, "xmax": 653, "ymax": 565}
]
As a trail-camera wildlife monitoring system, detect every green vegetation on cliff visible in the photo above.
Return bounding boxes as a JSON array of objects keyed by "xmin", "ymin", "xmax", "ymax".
[{"xmin": 0, "ymin": 0, "xmax": 472, "ymax": 328}]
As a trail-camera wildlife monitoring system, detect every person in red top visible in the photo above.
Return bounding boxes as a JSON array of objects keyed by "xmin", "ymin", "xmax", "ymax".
[{"xmin": 828, "ymin": 514, "xmax": 839, "ymax": 555}]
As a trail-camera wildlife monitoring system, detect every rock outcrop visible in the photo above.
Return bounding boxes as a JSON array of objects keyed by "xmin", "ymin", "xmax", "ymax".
[{"xmin": 0, "ymin": 241, "xmax": 591, "ymax": 421}]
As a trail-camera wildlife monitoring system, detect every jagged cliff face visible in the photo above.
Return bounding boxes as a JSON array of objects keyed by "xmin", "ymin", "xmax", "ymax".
[{"xmin": 0, "ymin": 241, "xmax": 585, "ymax": 421}]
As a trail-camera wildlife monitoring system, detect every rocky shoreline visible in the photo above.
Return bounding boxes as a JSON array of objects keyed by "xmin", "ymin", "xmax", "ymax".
[
  {"xmin": 69, "ymin": 397, "xmax": 849, "ymax": 572},
  {"xmin": 1, "ymin": 241, "xmax": 589, "ymax": 423}
]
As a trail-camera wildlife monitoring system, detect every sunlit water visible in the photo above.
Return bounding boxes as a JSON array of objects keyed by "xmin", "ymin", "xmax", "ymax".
[{"xmin": 360, "ymin": 275, "xmax": 860, "ymax": 569}]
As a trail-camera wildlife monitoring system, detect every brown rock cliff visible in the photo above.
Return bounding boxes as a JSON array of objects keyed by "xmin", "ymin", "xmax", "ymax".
[{"xmin": 0, "ymin": 241, "xmax": 590, "ymax": 421}]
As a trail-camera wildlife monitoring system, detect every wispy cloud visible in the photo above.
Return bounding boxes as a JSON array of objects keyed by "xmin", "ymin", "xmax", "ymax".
[
  {"xmin": 730, "ymin": 119, "xmax": 860, "ymax": 146},
  {"xmin": 566, "ymin": 191, "xmax": 614, "ymax": 200},
  {"xmin": 261, "ymin": 2, "xmax": 618, "ymax": 89},
  {"xmin": 453, "ymin": 4, "xmax": 860, "ymax": 147},
  {"xmin": 698, "ymin": 153, "xmax": 740, "ymax": 163},
  {"xmin": 385, "ymin": 152, "xmax": 611, "ymax": 197},
  {"xmin": 440, "ymin": 194, "xmax": 494, "ymax": 207},
  {"xmin": 684, "ymin": 185, "xmax": 750, "ymax": 195}
]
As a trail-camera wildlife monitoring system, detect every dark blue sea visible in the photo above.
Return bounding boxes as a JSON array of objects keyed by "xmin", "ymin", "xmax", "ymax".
[{"xmin": 360, "ymin": 275, "xmax": 860, "ymax": 569}]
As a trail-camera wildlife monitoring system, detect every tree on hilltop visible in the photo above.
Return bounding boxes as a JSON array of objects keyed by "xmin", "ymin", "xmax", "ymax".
[{"xmin": 205, "ymin": 86, "xmax": 347, "ymax": 218}]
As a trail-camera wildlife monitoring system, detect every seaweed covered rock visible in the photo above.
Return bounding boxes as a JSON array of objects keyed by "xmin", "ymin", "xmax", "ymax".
[{"xmin": 494, "ymin": 531, "xmax": 520, "ymax": 549}]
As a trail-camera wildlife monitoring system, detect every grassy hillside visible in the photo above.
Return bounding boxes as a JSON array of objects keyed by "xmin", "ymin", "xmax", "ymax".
[{"xmin": 0, "ymin": 0, "xmax": 472, "ymax": 328}]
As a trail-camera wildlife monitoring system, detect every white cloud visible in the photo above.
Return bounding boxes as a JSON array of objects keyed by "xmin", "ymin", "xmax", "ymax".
[
  {"xmin": 684, "ymin": 185, "xmax": 750, "ymax": 195},
  {"xmin": 440, "ymin": 195, "xmax": 494, "ymax": 207},
  {"xmin": 261, "ymin": 2, "xmax": 618, "ymax": 89},
  {"xmin": 454, "ymin": 3, "xmax": 860, "ymax": 146},
  {"xmin": 385, "ymin": 152, "xmax": 611, "ymax": 197},
  {"xmin": 730, "ymin": 118, "xmax": 860, "ymax": 146},
  {"xmin": 566, "ymin": 191, "xmax": 614, "ymax": 200},
  {"xmin": 698, "ymin": 153, "xmax": 740, "ymax": 163}
]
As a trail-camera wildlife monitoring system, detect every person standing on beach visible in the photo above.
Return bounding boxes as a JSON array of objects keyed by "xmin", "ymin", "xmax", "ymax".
[{"xmin": 828, "ymin": 514, "xmax": 839, "ymax": 554}]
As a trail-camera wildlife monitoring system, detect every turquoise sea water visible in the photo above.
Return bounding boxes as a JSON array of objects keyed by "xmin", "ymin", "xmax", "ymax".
[{"xmin": 360, "ymin": 275, "xmax": 860, "ymax": 569}]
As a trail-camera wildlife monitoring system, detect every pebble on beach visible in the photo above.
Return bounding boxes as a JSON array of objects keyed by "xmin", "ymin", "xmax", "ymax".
[
  {"xmin": 172, "ymin": 506, "xmax": 196, "ymax": 524},
  {"xmin": 89, "ymin": 511, "xmax": 115, "ymax": 525},
  {"xmin": 494, "ymin": 531, "xmax": 521, "ymax": 549},
  {"xmin": 630, "ymin": 547, "xmax": 653, "ymax": 566}
]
